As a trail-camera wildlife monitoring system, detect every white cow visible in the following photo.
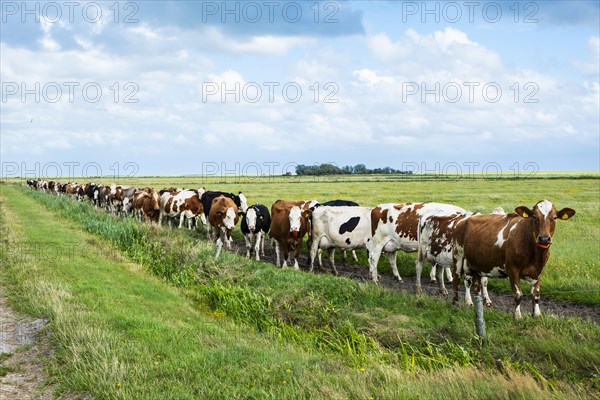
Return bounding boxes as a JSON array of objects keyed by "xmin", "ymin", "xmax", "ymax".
[{"xmin": 309, "ymin": 206, "xmax": 374, "ymax": 275}]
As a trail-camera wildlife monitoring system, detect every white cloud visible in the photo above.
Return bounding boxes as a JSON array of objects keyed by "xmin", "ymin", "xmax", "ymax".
[
  {"xmin": 39, "ymin": 18, "xmax": 61, "ymax": 51},
  {"xmin": 575, "ymin": 36, "xmax": 600, "ymax": 75}
]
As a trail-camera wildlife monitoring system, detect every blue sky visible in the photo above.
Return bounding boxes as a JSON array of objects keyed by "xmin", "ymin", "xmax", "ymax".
[{"xmin": 1, "ymin": 1, "xmax": 598, "ymax": 177}]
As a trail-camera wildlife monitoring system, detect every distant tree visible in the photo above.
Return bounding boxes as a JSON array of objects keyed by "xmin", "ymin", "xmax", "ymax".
[
  {"xmin": 295, "ymin": 163, "xmax": 411, "ymax": 176},
  {"xmin": 354, "ymin": 164, "xmax": 367, "ymax": 174}
]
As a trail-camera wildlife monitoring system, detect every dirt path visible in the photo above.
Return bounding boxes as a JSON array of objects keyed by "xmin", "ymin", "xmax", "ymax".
[
  {"xmin": 0, "ymin": 192, "xmax": 54, "ymax": 399},
  {"xmin": 228, "ymin": 242, "xmax": 600, "ymax": 325},
  {"xmin": 0, "ymin": 286, "xmax": 52, "ymax": 400}
]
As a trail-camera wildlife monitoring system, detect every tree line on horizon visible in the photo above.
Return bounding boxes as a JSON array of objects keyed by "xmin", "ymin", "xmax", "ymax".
[{"xmin": 294, "ymin": 163, "xmax": 412, "ymax": 176}]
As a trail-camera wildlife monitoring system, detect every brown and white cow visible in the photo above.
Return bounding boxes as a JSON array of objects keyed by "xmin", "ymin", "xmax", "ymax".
[
  {"xmin": 451, "ymin": 200, "xmax": 575, "ymax": 318},
  {"xmin": 269, "ymin": 200, "xmax": 313, "ymax": 269},
  {"xmin": 159, "ymin": 189, "xmax": 206, "ymax": 229},
  {"xmin": 418, "ymin": 207, "xmax": 507, "ymax": 300},
  {"xmin": 208, "ymin": 196, "xmax": 240, "ymax": 258},
  {"xmin": 108, "ymin": 185, "xmax": 123, "ymax": 214},
  {"xmin": 65, "ymin": 183, "xmax": 84, "ymax": 201},
  {"xmin": 366, "ymin": 202, "xmax": 467, "ymax": 282},
  {"xmin": 131, "ymin": 190, "xmax": 161, "ymax": 223}
]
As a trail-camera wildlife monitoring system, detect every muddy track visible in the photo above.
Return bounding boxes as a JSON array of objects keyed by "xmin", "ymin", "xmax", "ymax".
[{"xmin": 227, "ymin": 241, "xmax": 600, "ymax": 325}]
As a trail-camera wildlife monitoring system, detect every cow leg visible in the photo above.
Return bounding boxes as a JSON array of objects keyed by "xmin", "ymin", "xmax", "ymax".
[
  {"xmin": 214, "ymin": 228, "xmax": 223, "ymax": 258},
  {"xmin": 282, "ymin": 243, "xmax": 290, "ymax": 269},
  {"xmin": 367, "ymin": 245, "xmax": 384, "ymax": 283},
  {"xmin": 430, "ymin": 266, "xmax": 437, "ymax": 282},
  {"xmin": 260, "ymin": 232, "xmax": 266, "ymax": 257},
  {"xmin": 508, "ymin": 270, "xmax": 523, "ymax": 319},
  {"xmin": 179, "ymin": 213, "xmax": 185, "ymax": 229},
  {"xmin": 309, "ymin": 238, "xmax": 320, "ymax": 273},
  {"xmin": 351, "ymin": 250, "xmax": 358, "ymax": 262},
  {"xmin": 435, "ymin": 264, "xmax": 448, "ymax": 296},
  {"xmin": 244, "ymin": 234, "xmax": 252, "ymax": 258},
  {"xmin": 452, "ymin": 248, "xmax": 465, "ymax": 305},
  {"xmin": 444, "ymin": 267, "xmax": 453, "ymax": 283},
  {"xmin": 225, "ymin": 229, "xmax": 233, "ymax": 250},
  {"xmin": 464, "ymin": 275, "xmax": 474, "ymax": 306},
  {"xmin": 531, "ymin": 278, "xmax": 542, "ymax": 317},
  {"xmin": 415, "ymin": 257, "xmax": 424, "ymax": 293},
  {"xmin": 482, "ymin": 277, "xmax": 492, "ymax": 307},
  {"xmin": 292, "ymin": 244, "xmax": 300, "ymax": 270},
  {"xmin": 387, "ymin": 251, "xmax": 402, "ymax": 282},
  {"xmin": 275, "ymin": 241, "xmax": 282, "ymax": 267},
  {"xmin": 215, "ymin": 237, "xmax": 224, "ymax": 258},
  {"xmin": 254, "ymin": 232, "xmax": 262, "ymax": 261},
  {"xmin": 328, "ymin": 249, "xmax": 338, "ymax": 275}
]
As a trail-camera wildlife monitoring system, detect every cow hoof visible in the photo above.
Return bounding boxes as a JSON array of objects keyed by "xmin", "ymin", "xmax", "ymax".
[
  {"xmin": 440, "ymin": 290, "xmax": 448, "ymax": 297},
  {"xmin": 415, "ymin": 287, "xmax": 422, "ymax": 294},
  {"xmin": 466, "ymin": 301, "xmax": 473, "ymax": 307},
  {"xmin": 430, "ymin": 279, "xmax": 437, "ymax": 283},
  {"xmin": 485, "ymin": 301, "xmax": 493, "ymax": 308}
]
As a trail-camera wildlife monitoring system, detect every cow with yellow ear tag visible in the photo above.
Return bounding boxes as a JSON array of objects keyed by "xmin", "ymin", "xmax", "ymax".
[{"xmin": 451, "ymin": 200, "xmax": 576, "ymax": 318}]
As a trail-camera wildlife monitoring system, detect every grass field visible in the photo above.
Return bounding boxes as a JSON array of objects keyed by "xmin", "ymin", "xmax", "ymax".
[{"xmin": 1, "ymin": 175, "xmax": 599, "ymax": 399}]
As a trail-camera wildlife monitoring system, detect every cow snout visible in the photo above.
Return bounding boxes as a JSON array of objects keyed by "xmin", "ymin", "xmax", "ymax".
[
  {"xmin": 248, "ymin": 226, "xmax": 256, "ymax": 233},
  {"xmin": 537, "ymin": 235, "xmax": 552, "ymax": 246}
]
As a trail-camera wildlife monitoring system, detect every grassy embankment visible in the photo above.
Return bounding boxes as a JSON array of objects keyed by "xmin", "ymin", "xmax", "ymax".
[{"xmin": 0, "ymin": 182, "xmax": 598, "ymax": 398}]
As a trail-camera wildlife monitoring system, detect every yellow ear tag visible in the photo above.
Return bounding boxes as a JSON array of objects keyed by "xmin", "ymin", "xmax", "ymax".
[
  {"xmin": 561, "ymin": 214, "xmax": 569, "ymax": 220},
  {"xmin": 522, "ymin": 213, "xmax": 529, "ymax": 218}
]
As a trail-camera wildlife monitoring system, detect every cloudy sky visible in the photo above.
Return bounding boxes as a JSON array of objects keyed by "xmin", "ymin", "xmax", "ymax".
[{"xmin": 1, "ymin": 1, "xmax": 599, "ymax": 177}]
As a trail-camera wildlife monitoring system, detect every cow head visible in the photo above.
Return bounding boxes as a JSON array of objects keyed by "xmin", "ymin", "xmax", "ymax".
[
  {"xmin": 289, "ymin": 206, "xmax": 312, "ymax": 237},
  {"xmin": 515, "ymin": 200, "xmax": 576, "ymax": 249},
  {"xmin": 216, "ymin": 200, "xmax": 239, "ymax": 230},
  {"xmin": 244, "ymin": 207, "xmax": 258, "ymax": 233}
]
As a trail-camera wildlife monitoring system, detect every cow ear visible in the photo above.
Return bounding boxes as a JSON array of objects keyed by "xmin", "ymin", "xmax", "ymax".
[
  {"xmin": 238, "ymin": 211, "xmax": 245, "ymax": 216},
  {"xmin": 515, "ymin": 206, "xmax": 533, "ymax": 218},
  {"xmin": 557, "ymin": 208, "xmax": 576, "ymax": 220},
  {"xmin": 303, "ymin": 209, "xmax": 313, "ymax": 218}
]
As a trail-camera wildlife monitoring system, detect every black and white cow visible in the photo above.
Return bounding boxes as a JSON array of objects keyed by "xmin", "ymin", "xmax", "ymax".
[
  {"xmin": 85, "ymin": 182, "xmax": 98, "ymax": 205},
  {"xmin": 313, "ymin": 199, "xmax": 361, "ymax": 262},
  {"xmin": 308, "ymin": 205, "xmax": 376, "ymax": 275},
  {"xmin": 320, "ymin": 200, "xmax": 360, "ymax": 207},
  {"xmin": 240, "ymin": 204, "xmax": 271, "ymax": 260}
]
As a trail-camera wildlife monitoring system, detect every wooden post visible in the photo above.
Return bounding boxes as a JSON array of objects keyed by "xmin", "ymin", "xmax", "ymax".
[{"xmin": 473, "ymin": 294, "xmax": 486, "ymax": 339}]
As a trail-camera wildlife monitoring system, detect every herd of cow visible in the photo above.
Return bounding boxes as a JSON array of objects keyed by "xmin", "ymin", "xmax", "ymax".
[{"xmin": 26, "ymin": 179, "xmax": 576, "ymax": 319}]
